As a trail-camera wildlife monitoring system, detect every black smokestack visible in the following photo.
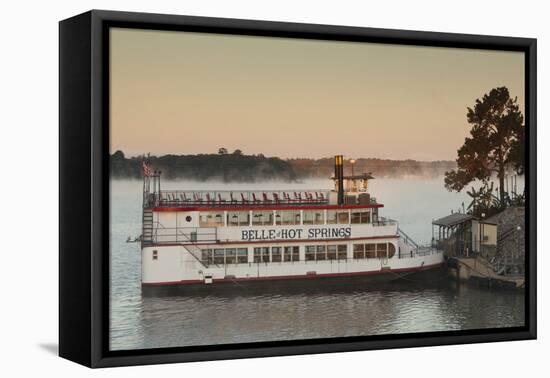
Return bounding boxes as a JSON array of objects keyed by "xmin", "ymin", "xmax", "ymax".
[{"xmin": 335, "ymin": 155, "xmax": 344, "ymax": 205}]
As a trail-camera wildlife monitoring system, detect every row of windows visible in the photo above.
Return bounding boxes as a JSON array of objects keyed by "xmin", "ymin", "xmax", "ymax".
[
  {"xmin": 155, "ymin": 242, "xmax": 397, "ymax": 263},
  {"xmin": 199, "ymin": 210, "xmax": 370, "ymax": 227},
  {"xmin": 201, "ymin": 248, "xmax": 248, "ymax": 265},
  {"xmin": 253, "ymin": 246, "xmax": 300, "ymax": 263},
  {"xmin": 200, "ymin": 246, "xmax": 300, "ymax": 265},
  {"xmin": 353, "ymin": 243, "xmax": 396, "ymax": 259},
  {"xmin": 305, "ymin": 245, "xmax": 348, "ymax": 261},
  {"xmin": 199, "ymin": 243, "xmax": 394, "ymax": 261}
]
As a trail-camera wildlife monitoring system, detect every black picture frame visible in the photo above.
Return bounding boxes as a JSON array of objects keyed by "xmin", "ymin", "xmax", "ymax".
[{"xmin": 59, "ymin": 9, "xmax": 537, "ymax": 368}]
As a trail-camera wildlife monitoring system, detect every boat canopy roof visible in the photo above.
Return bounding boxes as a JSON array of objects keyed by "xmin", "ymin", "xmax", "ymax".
[{"xmin": 432, "ymin": 213, "xmax": 475, "ymax": 227}]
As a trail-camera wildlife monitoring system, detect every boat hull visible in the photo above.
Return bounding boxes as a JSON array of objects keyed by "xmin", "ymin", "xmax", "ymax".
[{"xmin": 141, "ymin": 261, "xmax": 445, "ymax": 296}]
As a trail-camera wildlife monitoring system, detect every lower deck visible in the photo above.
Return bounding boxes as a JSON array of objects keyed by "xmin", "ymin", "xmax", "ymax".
[{"xmin": 141, "ymin": 238, "xmax": 443, "ymax": 286}]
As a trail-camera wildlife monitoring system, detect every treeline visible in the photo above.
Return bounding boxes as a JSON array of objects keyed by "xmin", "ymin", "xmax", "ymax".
[
  {"xmin": 110, "ymin": 150, "xmax": 297, "ymax": 182},
  {"xmin": 111, "ymin": 150, "xmax": 456, "ymax": 181}
]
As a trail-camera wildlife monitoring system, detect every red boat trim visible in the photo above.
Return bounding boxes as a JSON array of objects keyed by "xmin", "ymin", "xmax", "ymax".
[
  {"xmin": 152, "ymin": 203, "xmax": 384, "ymax": 212},
  {"xmin": 146, "ymin": 235, "xmax": 399, "ymax": 248},
  {"xmin": 142, "ymin": 262, "xmax": 444, "ymax": 287}
]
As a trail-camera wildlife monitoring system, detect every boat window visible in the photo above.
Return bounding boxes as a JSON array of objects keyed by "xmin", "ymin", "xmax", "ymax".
[
  {"xmin": 200, "ymin": 212, "xmax": 224, "ymax": 227},
  {"xmin": 353, "ymin": 244, "xmax": 365, "ymax": 259},
  {"xmin": 284, "ymin": 246, "xmax": 292, "ymax": 262},
  {"xmin": 305, "ymin": 246, "xmax": 316, "ymax": 261},
  {"xmin": 327, "ymin": 245, "xmax": 337, "ymax": 260},
  {"xmin": 203, "ymin": 248, "xmax": 249, "ymax": 265},
  {"xmin": 201, "ymin": 249, "xmax": 212, "ymax": 265},
  {"xmin": 227, "ymin": 212, "xmax": 250, "ymax": 226},
  {"xmin": 237, "ymin": 248, "xmax": 248, "ymax": 263},
  {"xmin": 213, "ymin": 249, "xmax": 225, "ymax": 264},
  {"xmin": 388, "ymin": 243, "xmax": 396, "ymax": 258},
  {"xmin": 284, "ymin": 246, "xmax": 300, "ymax": 262},
  {"xmin": 276, "ymin": 211, "xmax": 301, "ymax": 225},
  {"xmin": 376, "ymin": 243, "xmax": 388, "ymax": 258},
  {"xmin": 292, "ymin": 246, "xmax": 300, "ymax": 261},
  {"xmin": 152, "ymin": 250, "xmax": 158, "ymax": 261},
  {"xmin": 315, "ymin": 245, "xmax": 326, "ymax": 261},
  {"xmin": 225, "ymin": 248, "xmax": 236, "ymax": 264},
  {"xmin": 362, "ymin": 211, "xmax": 371, "ymax": 223},
  {"xmin": 338, "ymin": 245, "xmax": 347, "ymax": 260},
  {"xmin": 339, "ymin": 212, "xmax": 350, "ymax": 223},
  {"xmin": 252, "ymin": 211, "xmax": 274, "ymax": 226},
  {"xmin": 262, "ymin": 247, "xmax": 270, "ymax": 263},
  {"xmin": 253, "ymin": 247, "xmax": 262, "ymax": 263},
  {"xmin": 271, "ymin": 247, "xmax": 282, "ymax": 262},
  {"xmin": 253, "ymin": 247, "xmax": 270, "ymax": 263},
  {"xmin": 327, "ymin": 210, "xmax": 350, "ymax": 224},
  {"xmin": 303, "ymin": 211, "xmax": 324, "ymax": 225},
  {"xmin": 351, "ymin": 210, "xmax": 370, "ymax": 224},
  {"xmin": 365, "ymin": 243, "xmax": 376, "ymax": 258}
]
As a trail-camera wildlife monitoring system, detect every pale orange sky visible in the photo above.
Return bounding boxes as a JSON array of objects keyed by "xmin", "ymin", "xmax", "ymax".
[{"xmin": 110, "ymin": 28, "xmax": 524, "ymax": 160}]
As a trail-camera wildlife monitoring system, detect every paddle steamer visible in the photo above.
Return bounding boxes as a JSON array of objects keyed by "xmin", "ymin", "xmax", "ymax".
[{"xmin": 140, "ymin": 156, "xmax": 443, "ymax": 288}]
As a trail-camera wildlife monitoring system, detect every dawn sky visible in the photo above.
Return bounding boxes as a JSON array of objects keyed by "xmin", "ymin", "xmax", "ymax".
[{"xmin": 110, "ymin": 28, "xmax": 524, "ymax": 161}]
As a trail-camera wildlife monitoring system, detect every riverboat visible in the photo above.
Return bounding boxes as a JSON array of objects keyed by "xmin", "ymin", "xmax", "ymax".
[{"xmin": 140, "ymin": 156, "xmax": 444, "ymax": 288}]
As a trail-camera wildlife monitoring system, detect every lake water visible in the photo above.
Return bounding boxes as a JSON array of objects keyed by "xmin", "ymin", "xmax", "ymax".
[{"xmin": 109, "ymin": 177, "xmax": 525, "ymax": 351}]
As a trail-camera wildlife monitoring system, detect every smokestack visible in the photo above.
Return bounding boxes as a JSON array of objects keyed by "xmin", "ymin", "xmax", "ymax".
[{"xmin": 335, "ymin": 155, "xmax": 344, "ymax": 205}]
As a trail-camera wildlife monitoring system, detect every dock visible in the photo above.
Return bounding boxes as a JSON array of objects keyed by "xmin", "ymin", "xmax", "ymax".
[
  {"xmin": 433, "ymin": 207, "xmax": 525, "ymax": 290},
  {"xmin": 447, "ymin": 256, "xmax": 524, "ymax": 289}
]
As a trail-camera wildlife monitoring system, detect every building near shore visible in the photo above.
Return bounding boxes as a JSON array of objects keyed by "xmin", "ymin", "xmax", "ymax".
[
  {"xmin": 433, "ymin": 206, "xmax": 525, "ymax": 279},
  {"xmin": 432, "ymin": 213, "xmax": 497, "ymax": 259}
]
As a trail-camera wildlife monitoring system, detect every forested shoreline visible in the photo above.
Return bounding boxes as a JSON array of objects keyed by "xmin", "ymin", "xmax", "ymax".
[{"xmin": 110, "ymin": 150, "xmax": 455, "ymax": 182}]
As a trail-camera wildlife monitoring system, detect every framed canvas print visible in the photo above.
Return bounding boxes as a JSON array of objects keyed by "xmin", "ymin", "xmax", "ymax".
[{"xmin": 59, "ymin": 10, "xmax": 537, "ymax": 368}]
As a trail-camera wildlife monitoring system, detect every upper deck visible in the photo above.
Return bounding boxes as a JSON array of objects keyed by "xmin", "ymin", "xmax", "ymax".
[
  {"xmin": 142, "ymin": 155, "xmax": 381, "ymax": 212},
  {"xmin": 144, "ymin": 189, "xmax": 381, "ymax": 211}
]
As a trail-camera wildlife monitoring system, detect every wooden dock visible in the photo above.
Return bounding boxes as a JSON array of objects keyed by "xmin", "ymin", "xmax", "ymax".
[{"xmin": 448, "ymin": 257, "xmax": 524, "ymax": 289}]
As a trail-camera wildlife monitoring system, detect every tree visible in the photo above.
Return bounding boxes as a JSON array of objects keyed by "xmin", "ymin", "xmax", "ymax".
[
  {"xmin": 218, "ymin": 147, "xmax": 228, "ymax": 154},
  {"xmin": 232, "ymin": 149, "xmax": 243, "ymax": 155},
  {"xmin": 444, "ymin": 87, "xmax": 524, "ymax": 204},
  {"xmin": 111, "ymin": 150, "xmax": 125, "ymax": 160}
]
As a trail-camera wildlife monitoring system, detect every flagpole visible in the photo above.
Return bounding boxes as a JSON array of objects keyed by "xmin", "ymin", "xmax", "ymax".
[{"xmin": 142, "ymin": 160, "xmax": 146, "ymax": 208}]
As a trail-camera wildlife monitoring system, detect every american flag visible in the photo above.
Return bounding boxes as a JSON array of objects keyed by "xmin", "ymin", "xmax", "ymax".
[{"xmin": 142, "ymin": 161, "xmax": 152, "ymax": 177}]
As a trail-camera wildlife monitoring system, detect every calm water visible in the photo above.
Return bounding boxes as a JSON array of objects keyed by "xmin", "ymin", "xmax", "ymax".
[{"xmin": 109, "ymin": 178, "xmax": 525, "ymax": 351}]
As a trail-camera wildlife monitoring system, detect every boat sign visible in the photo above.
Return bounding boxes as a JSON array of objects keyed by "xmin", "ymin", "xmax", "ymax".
[{"xmin": 241, "ymin": 227, "xmax": 352, "ymax": 241}]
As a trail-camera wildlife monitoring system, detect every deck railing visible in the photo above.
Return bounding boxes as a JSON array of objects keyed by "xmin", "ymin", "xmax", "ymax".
[
  {"xmin": 397, "ymin": 227, "xmax": 419, "ymax": 249},
  {"xmin": 146, "ymin": 224, "xmax": 218, "ymax": 245},
  {"xmin": 145, "ymin": 189, "xmax": 332, "ymax": 208}
]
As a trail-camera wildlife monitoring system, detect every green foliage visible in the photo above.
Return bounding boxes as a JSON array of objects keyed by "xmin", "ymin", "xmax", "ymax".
[
  {"xmin": 444, "ymin": 87, "xmax": 525, "ymax": 204},
  {"xmin": 111, "ymin": 151, "xmax": 457, "ymax": 182},
  {"xmin": 110, "ymin": 152, "xmax": 297, "ymax": 182},
  {"xmin": 466, "ymin": 180, "xmax": 525, "ymax": 218}
]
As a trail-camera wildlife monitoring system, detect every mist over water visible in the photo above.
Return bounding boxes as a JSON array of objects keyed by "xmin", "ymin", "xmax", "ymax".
[{"xmin": 109, "ymin": 177, "xmax": 525, "ymax": 351}]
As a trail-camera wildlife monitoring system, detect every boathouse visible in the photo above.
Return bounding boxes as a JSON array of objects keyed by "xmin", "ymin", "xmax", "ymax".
[{"xmin": 432, "ymin": 213, "xmax": 497, "ymax": 259}]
